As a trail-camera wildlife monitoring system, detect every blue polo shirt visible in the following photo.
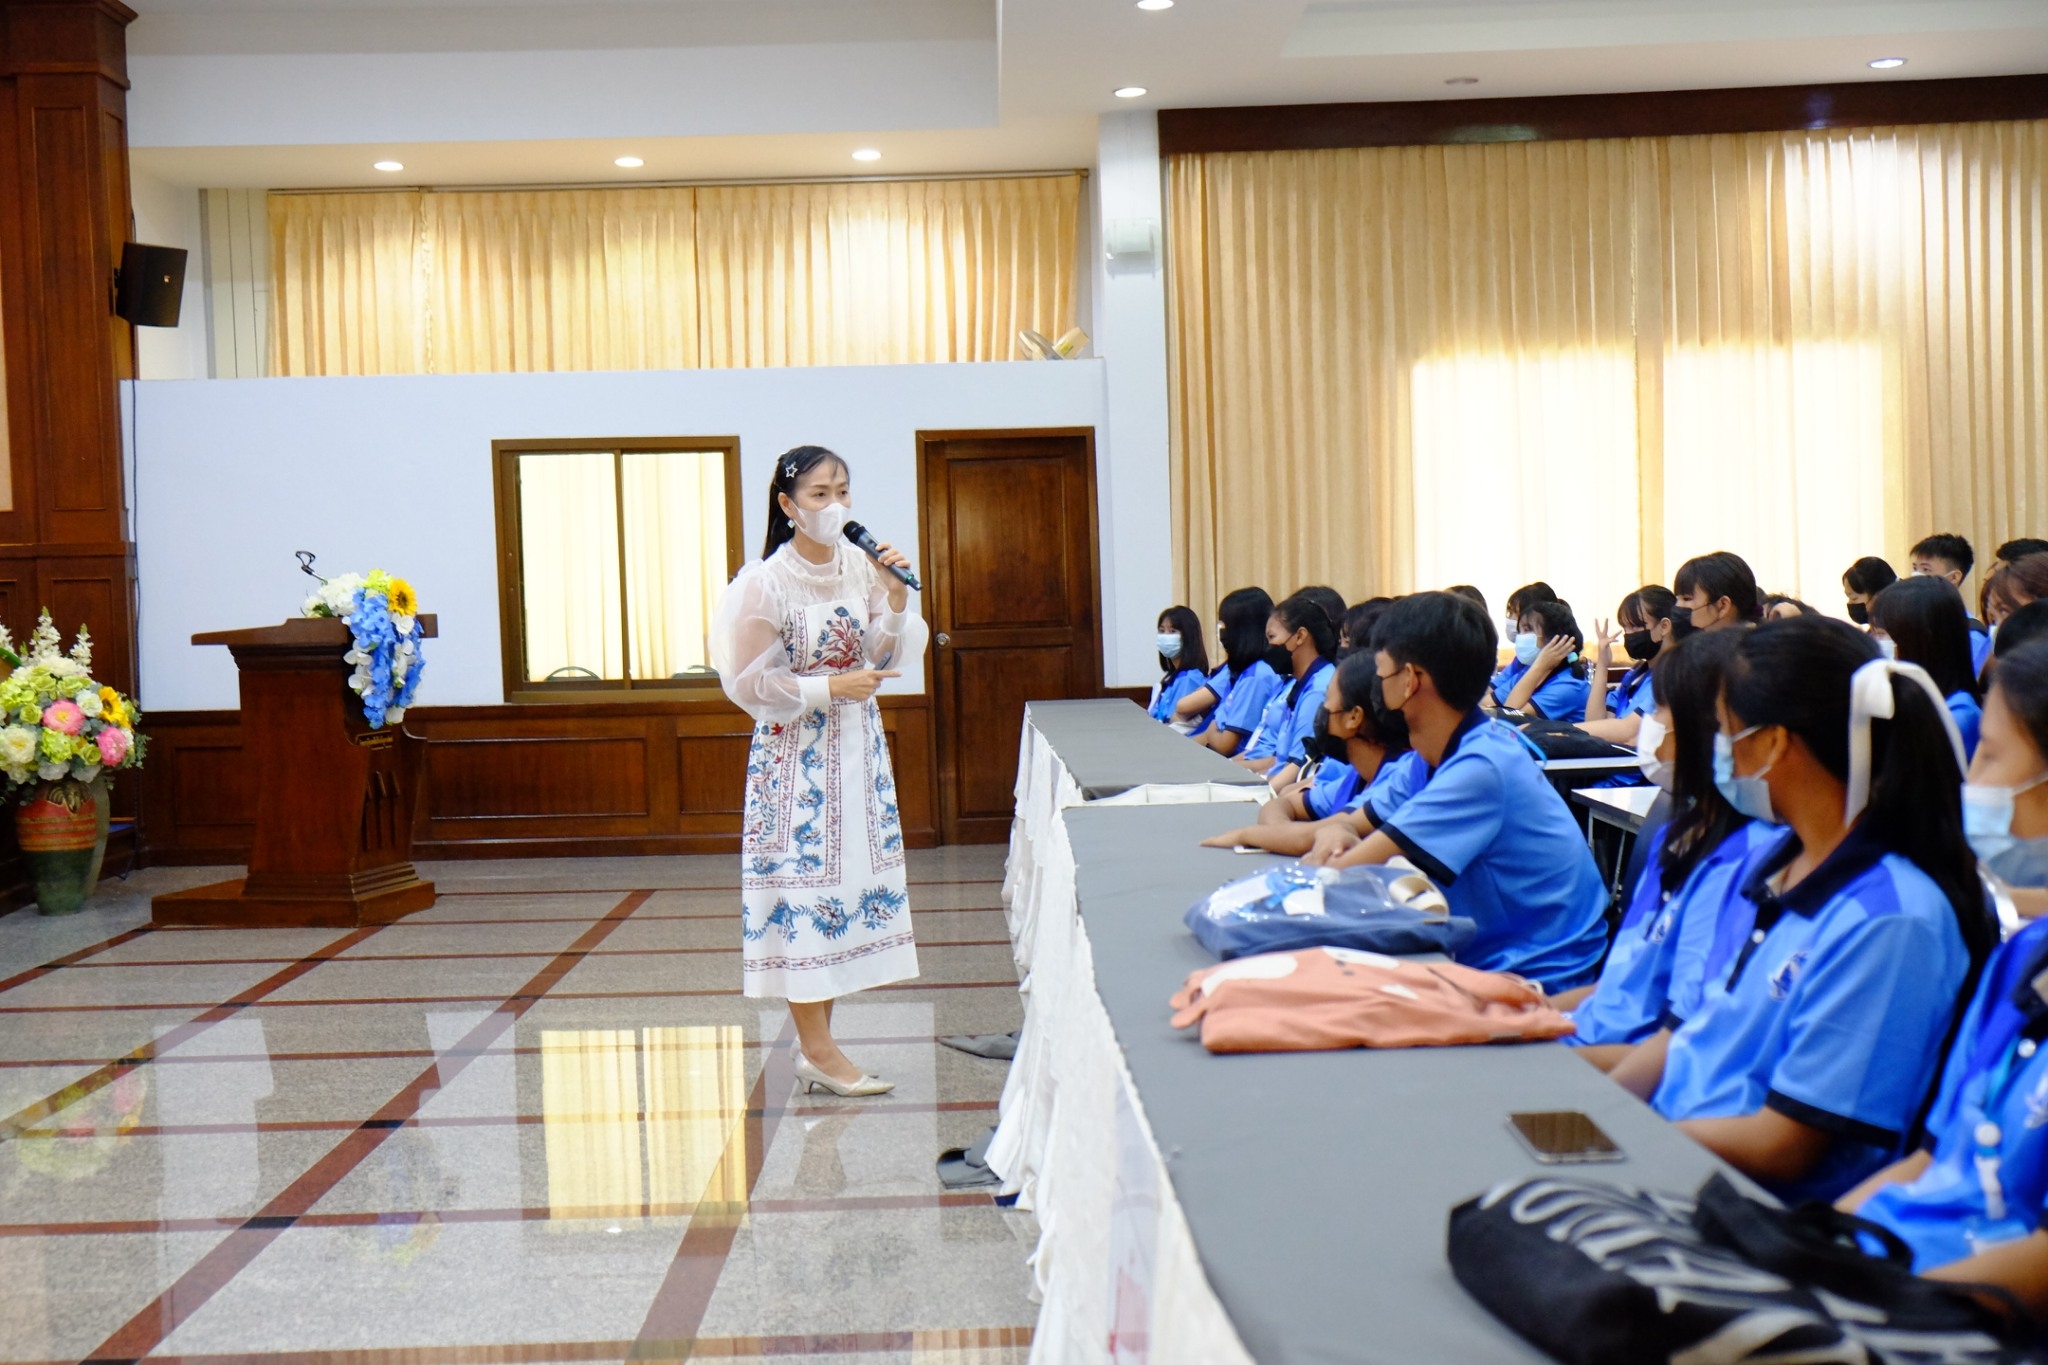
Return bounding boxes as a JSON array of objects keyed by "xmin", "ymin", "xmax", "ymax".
[
  {"xmin": 1972, "ymin": 626, "xmax": 1993, "ymax": 679},
  {"xmin": 1567, "ymin": 820, "xmax": 1775, "ymax": 1048},
  {"xmin": 1526, "ymin": 670, "xmax": 1592, "ymax": 723},
  {"xmin": 1244, "ymin": 659, "xmax": 1335, "ymax": 765},
  {"xmin": 1149, "ymin": 668, "xmax": 1210, "ymax": 724},
  {"xmin": 1606, "ymin": 667, "xmax": 1656, "ymax": 719},
  {"xmin": 1212, "ymin": 660, "xmax": 1284, "ymax": 744},
  {"xmin": 1375, "ymin": 712, "xmax": 1610, "ymax": 991},
  {"xmin": 1181, "ymin": 662, "xmax": 1237, "ymax": 735},
  {"xmin": 1948, "ymin": 690, "xmax": 1983, "ymax": 762},
  {"xmin": 1304, "ymin": 747, "xmax": 1425, "ymax": 822},
  {"xmin": 1861, "ymin": 919, "xmax": 2048, "ymax": 1271},
  {"xmin": 1653, "ymin": 826, "xmax": 1976, "ymax": 1203},
  {"xmin": 1491, "ymin": 658, "xmax": 1528, "ymax": 706}
]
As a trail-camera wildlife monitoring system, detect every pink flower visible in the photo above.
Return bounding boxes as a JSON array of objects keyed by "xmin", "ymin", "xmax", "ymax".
[
  {"xmin": 42, "ymin": 700, "xmax": 84, "ymax": 735},
  {"xmin": 97, "ymin": 726, "xmax": 130, "ymax": 766}
]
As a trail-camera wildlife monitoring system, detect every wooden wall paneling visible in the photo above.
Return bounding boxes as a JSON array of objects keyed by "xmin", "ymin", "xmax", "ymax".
[
  {"xmin": 142, "ymin": 694, "xmax": 941, "ymax": 864},
  {"xmin": 1157, "ymin": 74, "xmax": 2048, "ymax": 156}
]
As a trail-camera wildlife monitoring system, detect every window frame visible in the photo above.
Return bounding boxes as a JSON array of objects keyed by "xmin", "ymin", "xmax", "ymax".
[{"xmin": 491, "ymin": 436, "xmax": 745, "ymax": 702}]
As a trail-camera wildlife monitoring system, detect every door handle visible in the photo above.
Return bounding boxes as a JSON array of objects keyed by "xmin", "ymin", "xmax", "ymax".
[{"xmin": 936, "ymin": 633, "xmax": 951, "ymax": 647}]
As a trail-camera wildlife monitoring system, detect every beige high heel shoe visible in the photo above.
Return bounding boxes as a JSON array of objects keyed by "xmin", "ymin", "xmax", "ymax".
[{"xmin": 792, "ymin": 1052, "xmax": 894, "ymax": 1098}]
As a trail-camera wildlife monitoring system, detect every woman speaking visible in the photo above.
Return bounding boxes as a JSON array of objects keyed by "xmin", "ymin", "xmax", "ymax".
[{"xmin": 710, "ymin": 445, "xmax": 927, "ymax": 1097}]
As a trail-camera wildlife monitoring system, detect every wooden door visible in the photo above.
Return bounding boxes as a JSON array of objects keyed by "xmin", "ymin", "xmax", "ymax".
[{"xmin": 919, "ymin": 429, "xmax": 1102, "ymax": 844}]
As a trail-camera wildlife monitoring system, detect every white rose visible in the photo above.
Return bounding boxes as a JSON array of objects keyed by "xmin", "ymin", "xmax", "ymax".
[
  {"xmin": 76, "ymin": 691, "xmax": 102, "ymax": 718},
  {"xmin": 0, "ymin": 727, "xmax": 36, "ymax": 767}
]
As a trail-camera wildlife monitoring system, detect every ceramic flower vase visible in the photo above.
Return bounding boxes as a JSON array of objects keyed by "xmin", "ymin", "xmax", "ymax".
[{"xmin": 16, "ymin": 777, "xmax": 108, "ymax": 916}]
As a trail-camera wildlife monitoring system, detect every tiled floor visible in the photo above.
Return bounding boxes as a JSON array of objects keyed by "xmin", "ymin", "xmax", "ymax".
[{"xmin": 0, "ymin": 850, "xmax": 1035, "ymax": 1365}]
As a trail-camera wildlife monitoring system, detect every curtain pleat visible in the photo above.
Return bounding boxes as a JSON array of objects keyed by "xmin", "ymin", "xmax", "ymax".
[
  {"xmin": 269, "ymin": 176, "xmax": 1079, "ymax": 376},
  {"xmin": 1168, "ymin": 121, "xmax": 2048, "ymax": 620}
]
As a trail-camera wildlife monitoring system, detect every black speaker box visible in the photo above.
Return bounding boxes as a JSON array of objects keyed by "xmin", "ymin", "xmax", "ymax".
[{"xmin": 115, "ymin": 242, "xmax": 188, "ymax": 328}]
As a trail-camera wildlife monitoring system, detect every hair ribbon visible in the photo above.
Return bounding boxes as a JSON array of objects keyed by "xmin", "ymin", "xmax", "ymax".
[{"xmin": 1845, "ymin": 657, "xmax": 1966, "ymax": 822}]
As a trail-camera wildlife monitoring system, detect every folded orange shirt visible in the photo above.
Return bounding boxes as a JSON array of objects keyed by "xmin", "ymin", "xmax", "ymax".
[{"xmin": 1169, "ymin": 946, "xmax": 1578, "ymax": 1054}]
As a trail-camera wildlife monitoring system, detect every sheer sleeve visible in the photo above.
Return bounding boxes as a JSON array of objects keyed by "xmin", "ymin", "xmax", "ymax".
[
  {"xmin": 859, "ymin": 554, "xmax": 930, "ymax": 671},
  {"xmin": 709, "ymin": 564, "xmax": 833, "ymax": 723}
]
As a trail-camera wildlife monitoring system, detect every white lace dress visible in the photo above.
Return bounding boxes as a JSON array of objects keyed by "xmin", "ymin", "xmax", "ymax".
[{"xmin": 709, "ymin": 541, "xmax": 928, "ymax": 1002}]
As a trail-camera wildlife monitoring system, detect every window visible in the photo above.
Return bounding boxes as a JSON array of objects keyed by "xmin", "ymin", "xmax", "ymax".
[{"xmin": 492, "ymin": 438, "xmax": 742, "ymax": 699}]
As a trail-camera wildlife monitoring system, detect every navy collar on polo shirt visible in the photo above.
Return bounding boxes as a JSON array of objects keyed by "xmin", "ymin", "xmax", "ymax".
[
  {"xmin": 1725, "ymin": 822, "xmax": 1890, "ymax": 987},
  {"xmin": 1428, "ymin": 708, "xmax": 1487, "ymax": 773}
]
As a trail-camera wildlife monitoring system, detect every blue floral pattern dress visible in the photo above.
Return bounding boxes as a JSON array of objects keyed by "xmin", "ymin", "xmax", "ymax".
[{"xmin": 709, "ymin": 540, "xmax": 926, "ymax": 1002}]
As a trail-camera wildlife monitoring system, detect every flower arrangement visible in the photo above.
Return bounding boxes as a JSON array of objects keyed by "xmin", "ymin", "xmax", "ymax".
[
  {"xmin": 300, "ymin": 561, "xmax": 427, "ymax": 729},
  {"xmin": 0, "ymin": 612, "xmax": 145, "ymax": 796}
]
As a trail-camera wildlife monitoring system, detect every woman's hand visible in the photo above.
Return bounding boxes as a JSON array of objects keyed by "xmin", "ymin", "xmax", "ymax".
[
  {"xmin": 1303, "ymin": 824, "xmax": 1361, "ymax": 867},
  {"xmin": 1592, "ymin": 618, "xmax": 1619, "ymax": 673},
  {"xmin": 1200, "ymin": 827, "xmax": 1258, "ymax": 849},
  {"xmin": 828, "ymin": 669, "xmax": 900, "ymax": 703},
  {"xmin": 1531, "ymin": 632, "xmax": 1574, "ymax": 681},
  {"xmin": 872, "ymin": 543, "xmax": 913, "ymax": 613}
]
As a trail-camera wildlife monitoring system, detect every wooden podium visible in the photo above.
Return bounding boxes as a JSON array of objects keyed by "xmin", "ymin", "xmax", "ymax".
[{"xmin": 152, "ymin": 616, "xmax": 438, "ymax": 928}]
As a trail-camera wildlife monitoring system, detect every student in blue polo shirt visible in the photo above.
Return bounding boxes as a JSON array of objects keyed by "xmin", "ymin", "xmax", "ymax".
[
  {"xmin": 1579, "ymin": 585, "xmax": 1677, "ymax": 746},
  {"xmin": 1202, "ymin": 652, "xmax": 1417, "ymax": 857},
  {"xmin": 1833, "ymin": 639, "xmax": 2048, "ymax": 1319},
  {"xmin": 1870, "ymin": 574, "xmax": 1985, "ymax": 760},
  {"xmin": 1299, "ymin": 591, "xmax": 1610, "ymax": 992},
  {"xmin": 1561, "ymin": 629, "xmax": 1776, "ymax": 1059},
  {"xmin": 1490, "ymin": 581, "xmax": 1558, "ymax": 706},
  {"xmin": 1608, "ymin": 617, "xmax": 1997, "ymax": 1203},
  {"xmin": 1148, "ymin": 606, "xmax": 1212, "ymax": 726},
  {"xmin": 1190, "ymin": 588, "xmax": 1286, "ymax": 754},
  {"xmin": 1910, "ymin": 532, "xmax": 1994, "ymax": 679},
  {"xmin": 1500, "ymin": 598, "xmax": 1593, "ymax": 723},
  {"xmin": 1233, "ymin": 589, "xmax": 1338, "ymax": 776}
]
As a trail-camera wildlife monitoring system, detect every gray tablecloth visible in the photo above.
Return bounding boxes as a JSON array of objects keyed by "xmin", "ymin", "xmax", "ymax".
[
  {"xmin": 1066, "ymin": 802, "xmax": 1735, "ymax": 1365},
  {"xmin": 1025, "ymin": 698, "xmax": 1267, "ymax": 799}
]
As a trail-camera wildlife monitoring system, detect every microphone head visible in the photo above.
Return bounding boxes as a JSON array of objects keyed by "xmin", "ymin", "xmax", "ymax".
[{"xmin": 841, "ymin": 520, "xmax": 870, "ymax": 545}]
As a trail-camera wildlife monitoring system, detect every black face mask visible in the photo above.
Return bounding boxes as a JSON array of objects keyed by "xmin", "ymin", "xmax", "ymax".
[
  {"xmin": 1622, "ymin": 629, "xmax": 1656, "ymax": 663},
  {"xmin": 1847, "ymin": 601, "xmax": 1870, "ymax": 626},
  {"xmin": 1667, "ymin": 606, "xmax": 1699, "ymax": 640},
  {"xmin": 1368, "ymin": 676, "xmax": 1411, "ymax": 752},
  {"xmin": 1302, "ymin": 706, "xmax": 1346, "ymax": 764}
]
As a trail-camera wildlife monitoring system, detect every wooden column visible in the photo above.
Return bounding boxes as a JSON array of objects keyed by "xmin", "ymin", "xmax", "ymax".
[{"xmin": 0, "ymin": 0, "xmax": 139, "ymax": 699}]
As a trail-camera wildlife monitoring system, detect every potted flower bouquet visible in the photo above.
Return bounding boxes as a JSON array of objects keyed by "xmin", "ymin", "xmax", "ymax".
[{"xmin": 0, "ymin": 613, "xmax": 145, "ymax": 915}]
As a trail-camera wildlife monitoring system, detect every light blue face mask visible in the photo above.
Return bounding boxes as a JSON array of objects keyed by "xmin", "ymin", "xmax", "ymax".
[
  {"xmin": 1713, "ymin": 726, "xmax": 1782, "ymax": 824},
  {"xmin": 1156, "ymin": 632, "xmax": 1182, "ymax": 660},
  {"xmin": 1513, "ymin": 632, "xmax": 1540, "ymax": 666},
  {"xmin": 1963, "ymin": 772, "xmax": 2048, "ymax": 886}
]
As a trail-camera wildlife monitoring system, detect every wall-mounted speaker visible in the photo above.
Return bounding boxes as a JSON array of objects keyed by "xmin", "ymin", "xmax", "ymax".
[{"xmin": 114, "ymin": 242, "xmax": 188, "ymax": 328}]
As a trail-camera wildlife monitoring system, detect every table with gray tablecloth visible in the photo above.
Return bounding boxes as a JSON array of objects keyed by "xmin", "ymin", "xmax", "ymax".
[
  {"xmin": 1022, "ymin": 698, "xmax": 1268, "ymax": 799},
  {"xmin": 1066, "ymin": 801, "xmax": 1734, "ymax": 1365}
]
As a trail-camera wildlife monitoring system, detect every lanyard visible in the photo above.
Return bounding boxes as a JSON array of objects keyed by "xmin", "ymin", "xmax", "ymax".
[{"xmin": 1972, "ymin": 1026, "xmax": 2047, "ymax": 1224}]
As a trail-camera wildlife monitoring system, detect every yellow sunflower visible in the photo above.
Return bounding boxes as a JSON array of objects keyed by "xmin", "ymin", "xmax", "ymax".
[{"xmin": 389, "ymin": 578, "xmax": 419, "ymax": 616}]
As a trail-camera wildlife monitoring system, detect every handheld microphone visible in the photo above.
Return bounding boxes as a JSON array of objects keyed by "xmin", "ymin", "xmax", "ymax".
[{"xmin": 843, "ymin": 520, "xmax": 922, "ymax": 591}]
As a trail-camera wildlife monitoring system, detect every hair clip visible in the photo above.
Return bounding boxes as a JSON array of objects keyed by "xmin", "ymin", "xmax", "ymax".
[{"xmin": 784, "ymin": 461, "xmax": 798, "ymax": 478}]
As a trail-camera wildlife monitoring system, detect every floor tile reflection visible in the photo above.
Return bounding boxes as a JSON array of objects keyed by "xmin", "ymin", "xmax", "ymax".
[{"xmin": 0, "ymin": 853, "xmax": 1036, "ymax": 1359}]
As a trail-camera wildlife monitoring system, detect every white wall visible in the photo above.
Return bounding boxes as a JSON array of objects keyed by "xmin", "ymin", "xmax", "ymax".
[
  {"xmin": 1091, "ymin": 111, "xmax": 1174, "ymax": 689},
  {"xmin": 127, "ymin": 170, "xmax": 210, "ymax": 381},
  {"xmin": 131, "ymin": 361, "xmax": 1131, "ymax": 711}
]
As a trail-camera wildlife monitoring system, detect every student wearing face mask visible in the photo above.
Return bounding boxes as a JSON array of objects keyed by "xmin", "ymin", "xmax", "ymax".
[
  {"xmin": 1201, "ymin": 653, "xmax": 1425, "ymax": 856},
  {"xmin": 1491, "ymin": 581, "xmax": 1560, "ymax": 706},
  {"xmin": 1188, "ymin": 588, "xmax": 1288, "ymax": 753},
  {"xmin": 1147, "ymin": 606, "xmax": 1212, "ymax": 726},
  {"xmin": 1500, "ymin": 599, "xmax": 1593, "ymax": 722},
  {"xmin": 1672, "ymin": 551, "xmax": 1762, "ymax": 633},
  {"xmin": 1301, "ymin": 592, "xmax": 1611, "ymax": 991},
  {"xmin": 1606, "ymin": 617, "xmax": 1997, "ymax": 1202},
  {"xmin": 1560, "ymin": 630, "xmax": 1777, "ymax": 1060},
  {"xmin": 1868, "ymin": 575, "xmax": 1984, "ymax": 760},
  {"xmin": 1842, "ymin": 555, "xmax": 1899, "ymax": 627},
  {"xmin": 1581, "ymin": 586, "xmax": 1677, "ymax": 745},
  {"xmin": 1233, "ymin": 590, "xmax": 1340, "ymax": 777},
  {"xmin": 1833, "ymin": 638, "xmax": 2048, "ymax": 1322}
]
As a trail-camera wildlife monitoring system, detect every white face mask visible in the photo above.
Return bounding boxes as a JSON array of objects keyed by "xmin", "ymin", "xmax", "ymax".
[
  {"xmin": 1876, "ymin": 635, "xmax": 1899, "ymax": 661},
  {"xmin": 786, "ymin": 498, "xmax": 848, "ymax": 545},
  {"xmin": 1636, "ymin": 713, "xmax": 1674, "ymax": 792}
]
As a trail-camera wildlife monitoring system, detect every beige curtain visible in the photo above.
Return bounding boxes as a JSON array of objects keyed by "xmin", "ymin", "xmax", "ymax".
[
  {"xmin": 271, "ymin": 175, "xmax": 1080, "ymax": 376},
  {"xmin": 1168, "ymin": 121, "xmax": 2048, "ymax": 620},
  {"xmin": 621, "ymin": 450, "xmax": 729, "ymax": 679},
  {"xmin": 516, "ymin": 452, "xmax": 623, "ymax": 682}
]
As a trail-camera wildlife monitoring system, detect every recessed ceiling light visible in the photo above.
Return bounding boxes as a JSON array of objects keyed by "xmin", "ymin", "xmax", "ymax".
[
  {"xmin": 373, "ymin": 160, "xmax": 404, "ymax": 172},
  {"xmin": 1114, "ymin": 86, "xmax": 1148, "ymax": 99},
  {"xmin": 852, "ymin": 148, "xmax": 882, "ymax": 162},
  {"xmin": 614, "ymin": 156, "xmax": 644, "ymax": 168},
  {"xmin": 1868, "ymin": 56, "xmax": 1906, "ymax": 69},
  {"xmin": 1136, "ymin": 0, "xmax": 1174, "ymax": 9},
  {"xmin": 1445, "ymin": 76, "xmax": 1479, "ymax": 85}
]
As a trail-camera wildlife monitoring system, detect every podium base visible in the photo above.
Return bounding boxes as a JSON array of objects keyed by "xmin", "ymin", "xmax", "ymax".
[{"xmin": 151, "ymin": 873, "xmax": 437, "ymax": 928}]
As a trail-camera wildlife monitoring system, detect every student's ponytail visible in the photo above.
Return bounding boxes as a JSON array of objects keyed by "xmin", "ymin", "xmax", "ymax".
[{"xmin": 1724, "ymin": 617, "xmax": 1995, "ymax": 981}]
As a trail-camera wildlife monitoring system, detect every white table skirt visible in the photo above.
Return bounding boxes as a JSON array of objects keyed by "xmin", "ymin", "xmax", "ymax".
[{"xmin": 993, "ymin": 719, "xmax": 1258, "ymax": 1365}]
